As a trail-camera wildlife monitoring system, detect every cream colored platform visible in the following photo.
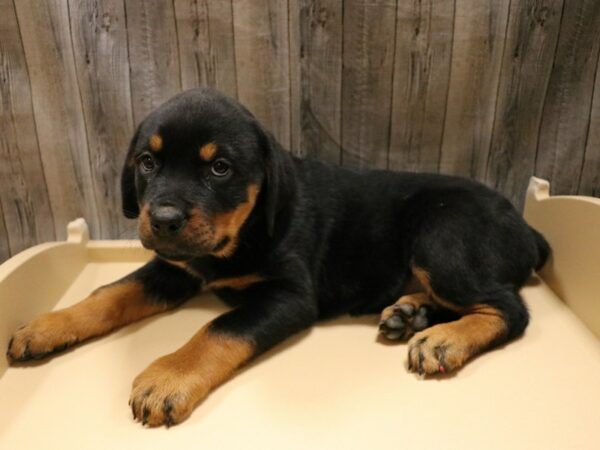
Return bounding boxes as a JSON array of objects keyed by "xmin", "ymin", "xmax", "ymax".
[{"xmin": 1, "ymin": 178, "xmax": 599, "ymax": 449}]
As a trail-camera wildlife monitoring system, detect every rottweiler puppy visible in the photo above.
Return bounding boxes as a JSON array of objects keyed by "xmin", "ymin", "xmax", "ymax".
[{"xmin": 7, "ymin": 88, "xmax": 549, "ymax": 427}]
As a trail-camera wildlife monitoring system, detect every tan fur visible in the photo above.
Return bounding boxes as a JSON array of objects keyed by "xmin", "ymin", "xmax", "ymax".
[
  {"xmin": 163, "ymin": 259, "xmax": 188, "ymax": 270},
  {"xmin": 212, "ymin": 184, "xmax": 260, "ymax": 258},
  {"xmin": 199, "ymin": 142, "xmax": 217, "ymax": 161},
  {"xmin": 207, "ymin": 274, "xmax": 264, "ymax": 291},
  {"xmin": 149, "ymin": 134, "xmax": 163, "ymax": 152},
  {"xmin": 130, "ymin": 326, "xmax": 254, "ymax": 427},
  {"xmin": 138, "ymin": 204, "xmax": 152, "ymax": 243},
  {"xmin": 402, "ymin": 274, "xmax": 425, "ymax": 295},
  {"xmin": 137, "ymin": 185, "xmax": 259, "ymax": 259},
  {"xmin": 407, "ymin": 305, "xmax": 506, "ymax": 374},
  {"xmin": 7, "ymin": 281, "xmax": 167, "ymax": 361},
  {"xmin": 163, "ymin": 258, "xmax": 204, "ymax": 278},
  {"xmin": 183, "ymin": 207, "xmax": 213, "ymax": 242},
  {"xmin": 412, "ymin": 266, "xmax": 465, "ymax": 313}
]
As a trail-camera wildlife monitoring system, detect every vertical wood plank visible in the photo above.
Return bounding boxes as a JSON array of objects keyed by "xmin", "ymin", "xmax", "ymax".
[
  {"xmin": 125, "ymin": 0, "xmax": 181, "ymax": 125},
  {"xmin": 579, "ymin": 52, "xmax": 600, "ymax": 198},
  {"xmin": 288, "ymin": 0, "xmax": 302, "ymax": 157},
  {"xmin": 439, "ymin": 0, "xmax": 509, "ymax": 178},
  {"xmin": 0, "ymin": 200, "xmax": 9, "ymax": 262},
  {"xmin": 535, "ymin": 0, "xmax": 600, "ymax": 195},
  {"xmin": 14, "ymin": 0, "xmax": 100, "ymax": 239},
  {"xmin": 290, "ymin": 0, "xmax": 342, "ymax": 163},
  {"xmin": 174, "ymin": 0, "xmax": 237, "ymax": 97},
  {"xmin": 341, "ymin": 0, "xmax": 397, "ymax": 169},
  {"xmin": 232, "ymin": 0, "xmax": 291, "ymax": 148},
  {"xmin": 68, "ymin": 0, "xmax": 136, "ymax": 239},
  {"xmin": 486, "ymin": 0, "xmax": 564, "ymax": 210},
  {"xmin": 388, "ymin": 0, "xmax": 455, "ymax": 173},
  {"xmin": 0, "ymin": 0, "xmax": 56, "ymax": 256}
]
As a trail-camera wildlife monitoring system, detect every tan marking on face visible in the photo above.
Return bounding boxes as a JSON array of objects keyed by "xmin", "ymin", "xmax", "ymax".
[
  {"xmin": 199, "ymin": 142, "xmax": 217, "ymax": 161},
  {"xmin": 412, "ymin": 266, "xmax": 465, "ymax": 313},
  {"xmin": 7, "ymin": 281, "xmax": 168, "ymax": 362},
  {"xmin": 149, "ymin": 134, "xmax": 163, "ymax": 152},
  {"xmin": 130, "ymin": 326, "xmax": 254, "ymax": 426},
  {"xmin": 138, "ymin": 185, "xmax": 259, "ymax": 260},
  {"xmin": 212, "ymin": 184, "xmax": 260, "ymax": 258},
  {"xmin": 138, "ymin": 204, "xmax": 152, "ymax": 242},
  {"xmin": 185, "ymin": 208, "xmax": 209, "ymax": 233},
  {"xmin": 206, "ymin": 274, "xmax": 264, "ymax": 291},
  {"xmin": 407, "ymin": 305, "xmax": 506, "ymax": 374}
]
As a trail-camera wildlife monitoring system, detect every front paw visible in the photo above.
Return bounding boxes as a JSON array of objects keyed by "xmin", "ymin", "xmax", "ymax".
[
  {"xmin": 130, "ymin": 354, "xmax": 208, "ymax": 427},
  {"xmin": 6, "ymin": 313, "xmax": 77, "ymax": 362}
]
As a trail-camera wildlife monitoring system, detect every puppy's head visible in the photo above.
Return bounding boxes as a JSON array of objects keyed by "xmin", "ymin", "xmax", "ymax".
[{"xmin": 121, "ymin": 88, "xmax": 294, "ymax": 261}]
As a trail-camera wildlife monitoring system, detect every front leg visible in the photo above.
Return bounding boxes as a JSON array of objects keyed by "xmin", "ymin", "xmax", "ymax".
[
  {"xmin": 130, "ymin": 281, "xmax": 317, "ymax": 427},
  {"xmin": 6, "ymin": 258, "xmax": 200, "ymax": 362}
]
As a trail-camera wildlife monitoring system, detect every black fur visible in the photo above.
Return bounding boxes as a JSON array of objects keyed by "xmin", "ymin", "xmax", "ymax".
[
  {"xmin": 130, "ymin": 258, "xmax": 200, "ymax": 305},
  {"xmin": 122, "ymin": 87, "xmax": 549, "ymax": 360},
  {"xmin": 121, "ymin": 127, "xmax": 142, "ymax": 219}
]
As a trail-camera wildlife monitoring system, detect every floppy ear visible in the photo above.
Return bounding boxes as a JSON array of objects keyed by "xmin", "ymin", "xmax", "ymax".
[
  {"xmin": 121, "ymin": 127, "xmax": 141, "ymax": 219},
  {"xmin": 256, "ymin": 125, "xmax": 297, "ymax": 237}
]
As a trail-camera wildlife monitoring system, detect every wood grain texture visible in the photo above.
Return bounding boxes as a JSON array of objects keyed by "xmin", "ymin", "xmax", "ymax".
[
  {"xmin": 14, "ymin": 0, "xmax": 100, "ymax": 239},
  {"xmin": 341, "ymin": 0, "xmax": 397, "ymax": 169},
  {"xmin": 68, "ymin": 0, "xmax": 136, "ymax": 239},
  {"xmin": 0, "ymin": 200, "xmax": 9, "ymax": 262},
  {"xmin": 439, "ymin": 0, "xmax": 509, "ymax": 178},
  {"xmin": 388, "ymin": 0, "xmax": 455, "ymax": 173},
  {"xmin": 579, "ymin": 51, "xmax": 600, "ymax": 198},
  {"xmin": 125, "ymin": 0, "xmax": 182, "ymax": 125},
  {"xmin": 174, "ymin": 0, "xmax": 237, "ymax": 97},
  {"xmin": 288, "ymin": 0, "xmax": 302, "ymax": 156},
  {"xmin": 535, "ymin": 0, "xmax": 600, "ymax": 196},
  {"xmin": 0, "ymin": 0, "xmax": 56, "ymax": 255},
  {"xmin": 290, "ymin": 0, "xmax": 342, "ymax": 163},
  {"xmin": 486, "ymin": 0, "xmax": 564, "ymax": 210},
  {"xmin": 232, "ymin": 0, "xmax": 291, "ymax": 148}
]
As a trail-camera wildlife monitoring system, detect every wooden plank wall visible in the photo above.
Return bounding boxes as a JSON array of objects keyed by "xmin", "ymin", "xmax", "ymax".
[{"xmin": 1, "ymin": 0, "xmax": 599, "ymax": 262}]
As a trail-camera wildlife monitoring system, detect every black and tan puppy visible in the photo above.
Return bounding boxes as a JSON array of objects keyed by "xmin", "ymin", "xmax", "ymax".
[{"xmin": 6, "ymin": 88, "xmax": 549, "ymax": 427}]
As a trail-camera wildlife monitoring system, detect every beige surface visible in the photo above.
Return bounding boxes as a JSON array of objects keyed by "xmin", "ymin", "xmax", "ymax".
[
  {"xmin": 524, "ymin": 177, "xmax": 600, "ymax": 338},
  {"xmin": 1, "ymin": 183, "xmax": 599, "ymax": 449}
]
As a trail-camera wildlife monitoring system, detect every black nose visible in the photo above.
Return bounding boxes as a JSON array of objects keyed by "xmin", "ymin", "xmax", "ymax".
[{"xmin": 150, "ymin": 206, "xmax": 186, "ymax": 237}]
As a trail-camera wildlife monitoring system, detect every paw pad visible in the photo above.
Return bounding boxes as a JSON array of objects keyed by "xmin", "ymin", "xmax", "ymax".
[{"xmin": 379, "ymin": 303, "xmax": 431, "ymax": 341}]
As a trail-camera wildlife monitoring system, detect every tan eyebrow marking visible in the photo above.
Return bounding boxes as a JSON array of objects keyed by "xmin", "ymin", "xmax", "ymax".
[
  {"xmin": 149, "ymin": 134, "xmax": 163, "ymax": 152},
  {"xmin": 199, "ymin": 142, "xmax": 217, "ymax": 161}
]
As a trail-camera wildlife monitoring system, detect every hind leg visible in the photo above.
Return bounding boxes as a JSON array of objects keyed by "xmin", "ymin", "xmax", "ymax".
[
  {"xmin": 406, "ymin": 267, "xmax": 529, "ymax": 375},
  {"xmin": 393, "ymin": 187, "xmax": 535, "ymax": 375}
]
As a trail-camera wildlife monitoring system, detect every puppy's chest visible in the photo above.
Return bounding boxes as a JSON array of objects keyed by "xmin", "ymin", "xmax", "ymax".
[{"xmin": 184, "ymin": 259, "xmax": 265, "ymax": 294}]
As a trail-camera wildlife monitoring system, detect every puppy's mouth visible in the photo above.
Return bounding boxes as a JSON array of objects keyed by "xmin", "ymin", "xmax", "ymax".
[
  {"xmin": 146, "ymin": 237, "xmax": 230, "ymax": 261},
  {"xmin": 154, "ymin": 249, "xmax": 194, "ymax": 262}
]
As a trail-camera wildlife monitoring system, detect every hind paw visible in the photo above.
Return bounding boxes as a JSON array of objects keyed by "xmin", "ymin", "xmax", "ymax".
[{"xmin": 379, "ymin": 293, "xmax": 434, "ymax": 341}]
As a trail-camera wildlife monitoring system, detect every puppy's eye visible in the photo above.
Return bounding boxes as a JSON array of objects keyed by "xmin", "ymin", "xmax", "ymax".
[
  {"xmin": 138, "ymin": 154, "xmax": 156, "ymax": 173},
  {"xmin": 211, "ymin": 159, "xmax": 231, "ymax": 177}
]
